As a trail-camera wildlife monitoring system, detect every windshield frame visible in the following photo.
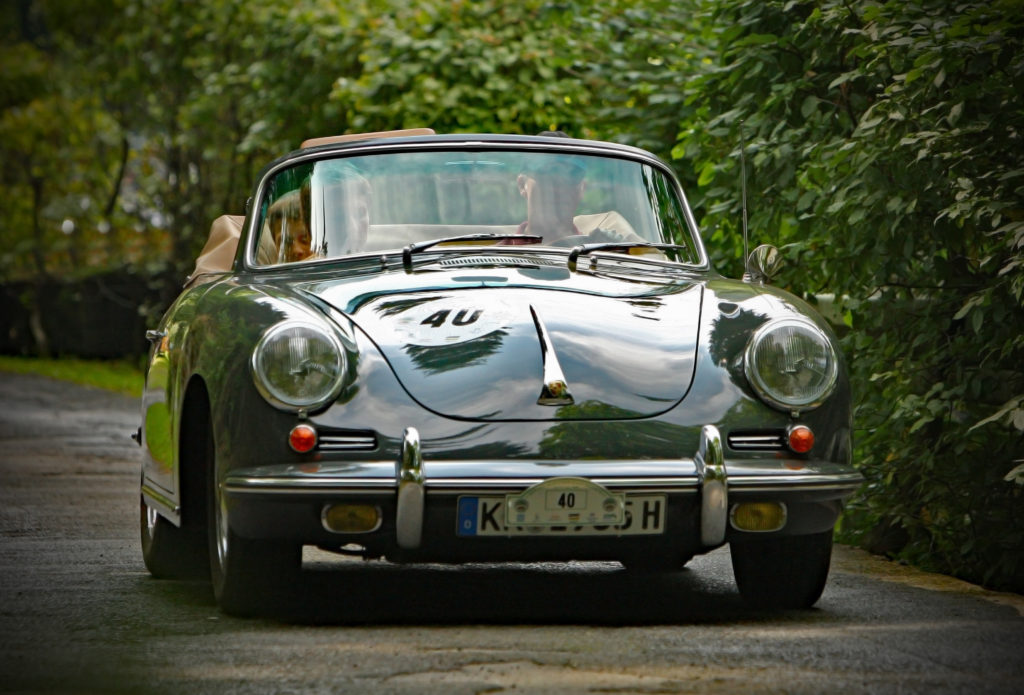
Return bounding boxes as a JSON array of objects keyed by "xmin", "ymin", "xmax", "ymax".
[{"xmin": 241, "ymin": 136, "xmax": 709, "ymax": 272}]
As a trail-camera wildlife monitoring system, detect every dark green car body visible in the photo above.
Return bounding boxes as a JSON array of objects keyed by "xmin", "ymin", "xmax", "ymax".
[{"xmin": 139, "ymin": 134, "xmax": 860, "ymax": 614}]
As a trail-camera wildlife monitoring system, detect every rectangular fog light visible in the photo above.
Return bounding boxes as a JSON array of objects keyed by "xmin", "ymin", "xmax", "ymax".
[
  {"xmin": 322, "ymin": 504, "xmax": 382, "ymax": 534},
  {"xmin": 730, "ymin": 502, "xmax": 787, "ymax": 532}
]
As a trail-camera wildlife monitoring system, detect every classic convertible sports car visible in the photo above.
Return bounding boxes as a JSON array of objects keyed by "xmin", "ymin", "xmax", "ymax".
[{"xmin": 138, "ymin": 130, "xmax": 861, "ymax": 615}]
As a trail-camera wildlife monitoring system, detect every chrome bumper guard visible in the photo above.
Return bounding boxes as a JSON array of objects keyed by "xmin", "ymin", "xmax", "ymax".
[
  {"xmin": 696, "ymin": 425, "xmax": 727, "ymax": 546},
  {"xmin": 395, "ymin": 427, "xmax": 424, "ymax": 549}
]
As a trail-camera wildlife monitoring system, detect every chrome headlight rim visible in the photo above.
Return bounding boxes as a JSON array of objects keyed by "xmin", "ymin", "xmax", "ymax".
[
  {"xmin": 744, "ymin": 317, "xmax": 839, "ymax": 413},
  {"xmin": 251, "ymin": 320, "xmax": 347, "ymax": 412}
]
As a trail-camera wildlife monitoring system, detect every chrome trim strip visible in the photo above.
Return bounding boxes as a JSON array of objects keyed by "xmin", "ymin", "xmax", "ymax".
[
  {"xmin": 423, "ymin": 460, "xmax": 699, "ymax": 479},
  {"xmin": 221, "ymin": 459, "xmax": 859, "ymax": 498},
  {"xmin": 728, "ymin": 433, "xmax": 785, "ymax": 450},
  {"xmin": 730, "ymin": 434, "xmax": 783, "ymax": 443},
  {"xmin": 424, "ymin": 477, "xmax": 699, "ymax": 490},
  {"xmin": 432, "ymin": 487, "xmax": 697, "ymax": 497},
  {"xmin": 222, "ymin": 477, "xmax": 860, "ymax": 496},
  {"xmin": 319, "ymin": 436, "xmax": 377, "ymax": 451},
  {"xmin": 395, "ymin": 427, "xmax": 424, "ymax": 549},
  {"xmin": 224, "ymin": 482, "xmax": 394, "ymax": 495},
  {"xmin": 729, "ymin": 484, "xmax": 862, "ymax": 494},
  {"xmin": 696, "ymin": 425, "xmax": 728, "ymax": 546},
  {"xmin": 730, "ymin": 473, "xmax": 863, "ymax": 486},
  {"xmin": 222, "ymin": 458, "xmax": 704, "ymax": 495},
  {"xmin": 141, "ymin": 484, "xmax": 181, "ymax": 518},
  {"xmin": 222, "ymin": 481, "xmax": 697, "ymax": 496},
  {"xmin": 728, "ymin": 472, "xmax": 864, "ymax": 494},
  {"xmin": 531, "ymin": 306, "xmax": 574, "ymax": 406},
  {"xmin": 438, "ymin": 255, "xmax": 562, "ymax": 268},
  {"xmin": 223, "ymin": 461, "xmax": 398, "ymax": 492},
  {"xmin": 221, "ymin": 477, "xmax": 860, "ymax": 495}
]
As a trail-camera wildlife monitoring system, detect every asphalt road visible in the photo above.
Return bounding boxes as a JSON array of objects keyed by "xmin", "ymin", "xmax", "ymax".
[{"xmin": 1, "ymin": 371, "xmax": 1022, "ymax": 694}]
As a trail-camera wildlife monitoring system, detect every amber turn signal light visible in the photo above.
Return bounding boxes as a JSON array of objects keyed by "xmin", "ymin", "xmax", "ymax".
[
  {"xmin": 322, "ymin": 504, "xmax": 382, "ymax": 533},
  {"xmin": 289, "ymin": 424, "xmax": 318, "ymax": 453},
  {"xmin": 730, "ymin": 502, "xmax": 787, "ymax": 532},
  {"xmin": 787, "ymin": 424, "xmax": 814, "ymax": 453}
]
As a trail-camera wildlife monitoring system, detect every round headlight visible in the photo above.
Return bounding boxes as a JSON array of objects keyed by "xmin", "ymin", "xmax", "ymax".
[
  {"xmin": 251, "ymin": 321, "xmax": 346, "ymax": 411},
  {"xmin": 744, "ymin": 318, "xmax": 838, "ymax": 412}
]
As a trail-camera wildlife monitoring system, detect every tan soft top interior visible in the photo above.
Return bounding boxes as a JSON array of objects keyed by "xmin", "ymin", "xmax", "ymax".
[
  {"xmin": 186, "ymin": 214, "xmax": 244, "ymax": 288},
  {"xmin": 300, "ymin": 128, "xmax": 435, "ymax": 149}
]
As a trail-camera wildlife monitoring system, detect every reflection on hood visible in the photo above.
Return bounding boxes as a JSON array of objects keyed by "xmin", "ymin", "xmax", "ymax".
[{"xmin": 405, "ymin": 330, "xmax": 509, "ymax": 375}]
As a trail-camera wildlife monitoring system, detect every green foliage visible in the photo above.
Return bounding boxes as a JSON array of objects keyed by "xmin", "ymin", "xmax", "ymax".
[
  {"xmin": 571, "ymin": 0, "xmax": 713, "ymax": 163},
  {"xmin": 330, "ymin": 0, "xmax": 709, "ymax": 149},
  {"xmin": 0, "ymin": 37, "xmax": 132, "ymax": 282},
  {"xmin": 1, "ymin": 0, "xmax": 362, "ymax": 284},
  {"xmin": 679, "ymin": 0, "xmax": 1024, "ymax": 591},
  {"xmin": 331, "ymin": 1, "xmax": 587, "ymax": 135},
  {"xmin": 3, "ymin": 0, "xmax": 1021, "ymax": 590}
]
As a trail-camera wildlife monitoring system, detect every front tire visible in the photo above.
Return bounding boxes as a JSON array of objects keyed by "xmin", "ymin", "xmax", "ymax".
[
  {"xmin": 205, "ymin": 422, "xmax": 299, "ymax": 616},
  {"xmin": 730, "ymin": 530, "xmax": 833, "ymax": 608}
]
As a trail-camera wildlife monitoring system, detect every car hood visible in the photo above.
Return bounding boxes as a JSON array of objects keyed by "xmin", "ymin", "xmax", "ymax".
[{"xmin": 303, "ymin": 270, "xmax": 702, "ymax": 421}]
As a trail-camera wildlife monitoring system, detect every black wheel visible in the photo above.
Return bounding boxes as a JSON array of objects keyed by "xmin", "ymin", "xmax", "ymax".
[
  {"xmin": 205, "ymin": 423, "xmax": 299, "ymax": 616},
  {"xmin": 729, "ymin": 530, "xmax": 833, "ymax": 608},
  {"xmin": 140, "ymin": 494, "xmax": 208, "ymax": 579}
]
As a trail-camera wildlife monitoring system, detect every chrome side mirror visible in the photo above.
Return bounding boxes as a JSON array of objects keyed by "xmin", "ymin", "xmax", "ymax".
[{"xmin": 743, "ymin": 244, "xmax": 783, "ymax": 284}]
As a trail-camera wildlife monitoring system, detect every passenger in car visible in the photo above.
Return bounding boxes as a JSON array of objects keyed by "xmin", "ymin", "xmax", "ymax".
[
  {"xmin": 261, "ymin": 190, "xmax": 313, "ymax": 263},
  {"xmin": 514, "ymin": 154, "xmax": 587, "ymax": 242},
  {"xmin": 258, "ymin": 162, "xmax": 372, "ymax": 263}
]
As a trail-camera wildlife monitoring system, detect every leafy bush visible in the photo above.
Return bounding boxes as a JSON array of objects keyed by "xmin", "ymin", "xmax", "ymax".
[{"xmin": 677, "ymin": 0, "xmax": 1024, "ymax": 591}]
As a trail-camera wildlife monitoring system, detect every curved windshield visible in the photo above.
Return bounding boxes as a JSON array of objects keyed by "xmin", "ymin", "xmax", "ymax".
[{"xmin": 253, "ymin": 149, "xmax": 700, "ymax": 266}]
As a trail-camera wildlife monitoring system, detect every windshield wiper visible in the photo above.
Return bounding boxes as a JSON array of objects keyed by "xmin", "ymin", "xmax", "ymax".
[
  {"xmin": 402, "ymin": 233, "xmax": 542, "ymax": 272},
  {"xmin": 566, "ymin": 242, "xmax": 693, "ymax": 272}
]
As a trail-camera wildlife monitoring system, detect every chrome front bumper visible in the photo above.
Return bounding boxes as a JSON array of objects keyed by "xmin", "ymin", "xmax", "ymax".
[{"xmin": 223, "ymin": 424, "xmax": 863, "ymax": 549}]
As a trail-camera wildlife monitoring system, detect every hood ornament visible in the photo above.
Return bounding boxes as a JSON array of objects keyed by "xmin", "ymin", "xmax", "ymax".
[{"xmin": 530, "ymin": 306, "xmax": 574, "ymax": 406}]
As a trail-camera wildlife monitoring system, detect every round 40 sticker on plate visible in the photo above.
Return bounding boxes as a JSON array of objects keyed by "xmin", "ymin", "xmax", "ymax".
[{"xmin": 505, "ymin": 477, "xmax": 626, "ymax": 526}]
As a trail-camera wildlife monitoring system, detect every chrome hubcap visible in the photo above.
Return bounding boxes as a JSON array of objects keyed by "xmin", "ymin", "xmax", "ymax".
[
  {"xmin": 145, "ymin": 501, "xmax": 158, "ymax": 537},
  {"xmin": 214, "ymin": 483, "xmax": 229, "ymax": 571}
]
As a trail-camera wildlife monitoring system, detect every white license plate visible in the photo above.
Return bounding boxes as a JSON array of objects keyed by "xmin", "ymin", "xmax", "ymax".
[{"xmin": 457, "ymin": 494, "xmax": 667, "ymax": 536}]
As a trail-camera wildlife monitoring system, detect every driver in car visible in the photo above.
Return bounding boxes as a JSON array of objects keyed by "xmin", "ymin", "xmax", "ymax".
[
  {"xmin": 507, "ymin": 132, "xmax": 642, "ymax": 246},
  {"xmin": 514, "ymin": 155, "xmax": 587, "ymax": 242}
]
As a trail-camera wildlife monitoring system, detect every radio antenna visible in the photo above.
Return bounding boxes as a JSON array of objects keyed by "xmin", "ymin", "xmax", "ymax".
[{"xmin": 739, "ymin": 121, "xmax": 749, "ymax": 265}]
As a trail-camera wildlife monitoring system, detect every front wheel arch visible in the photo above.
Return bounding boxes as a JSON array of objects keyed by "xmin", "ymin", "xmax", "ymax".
[
  {"xmin": 178, "ymin": 376, "xmax": 212, "ymax": 534},
  {"xmin": 139, "ymin": 377, "xmax": 211, "ymax": 579}
]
